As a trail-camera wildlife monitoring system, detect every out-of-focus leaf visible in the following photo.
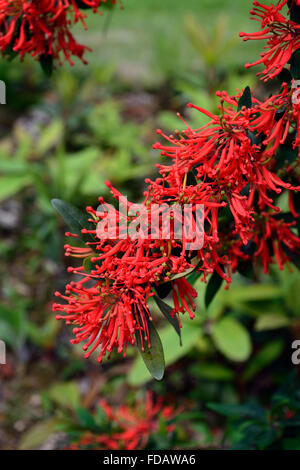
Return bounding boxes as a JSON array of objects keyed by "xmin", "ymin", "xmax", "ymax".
[
  {"xmin": 19, "ymin": 418, "xmax": 62, "ymax": 450},
  {"xmin": 211, "ymin": 317, "xmax": 252, "ymax": 362},
  {"xmin": 48, "ymin": 381, "xmax": 81, "ymax": 410},
  {"xmin": 37, "ymin": 120, "xmax": 64, "ymax": 155},
  {"xmin": 39, "ymin": 54, "xmax": 53, "ymax": 77},
  {"xmin": 205, "ymin": 271, "xmax": 223, "ymax": 308},
  {"xmin": 208, "ymin": 402, "xmax": 266, "ymax": 420},
  {"xmin": 0, "ymin": 175, "xmax": 31, "ymax": 201},
  {"xmin": 255, "ymin": 314, "xmax": 290, "ymax": 331},
  {"xmin": 243, "ymin": 340, "xmax": 284, "ymax": 381},
  {"xmin": 75, "ymin": 407, "xmax": 97, "ymax": 429},
  {"xmin": 226, "ymin": 284, "xmax": 281, "ymax": 305},
  {"xmin": 190, "ymin": 362, "xmax": 234, "ymax": 381}
]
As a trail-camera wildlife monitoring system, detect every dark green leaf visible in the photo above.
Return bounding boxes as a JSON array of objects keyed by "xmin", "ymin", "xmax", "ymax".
[
  {"xmin": 205, "ymin": 271, "xmax": 223, "ymax": 308},
  {"xmin": 282, "ymin": 244, "xmax": 300, "ymax": 270},
  {"xmin": 290, "ymin": 49, "xmax": 300, "ymax": 80},
  {"xmin": 289, "ymin": 1, "xmax": 300, "ymax": 24},
  {"xmin": 154, "ymin": 282, "xmax": 172, "ymax": 299},
  {"xmin": 154, "ymin": 295, "xmax": 182, "ymax": 345},
  {"xmin": 51, "ymin": 198, "xmax": 94, "ymax": 243},
  {"xmin": 40, "ymin": 54, "xmax": 53, "ymax": 77},
  {"xmin": 277, "ymin": 68, "xmax": 292, "ymax": 85},
  {"xmin": 135, "ymin": 317, "xmax": 165, "ymax": 381},
  {"xmin": 75, "ymin": 407, "xmax": 97, "ymax": 429},
  {"xmin": 237, "ymin": 86, "xmax": 252, "ymax": 111},
  {"xmin": 208, "ymin": 402, "xmax": 266, "ymax": 420},
  {"xmin": 186, "ymin": 169, "xmax": 198, "ymax": 186}
]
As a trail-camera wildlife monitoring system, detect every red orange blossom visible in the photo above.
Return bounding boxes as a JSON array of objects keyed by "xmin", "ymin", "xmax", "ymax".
[
  {"xmin": 0, "ymin": 0, "xmax": 117, "ymax": 65},
  {"xmin": 53, "ymin": 0, "xmax": 300, "ymax": 367}
]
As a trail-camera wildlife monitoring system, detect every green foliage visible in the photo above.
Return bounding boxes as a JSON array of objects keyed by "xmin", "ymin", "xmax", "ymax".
[
  {"xmin": 209, "ymin": 375, "xmax": 300, "ymax": 450},
  {"xmin": 135, "ymin": 319, "xmax": 165, "ymax": 382}
]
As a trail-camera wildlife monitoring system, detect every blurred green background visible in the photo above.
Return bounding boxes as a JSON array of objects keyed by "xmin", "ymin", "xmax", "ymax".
[{"xmin": 0, "ymin": 0, "xmax": 300, "ymax": 450}]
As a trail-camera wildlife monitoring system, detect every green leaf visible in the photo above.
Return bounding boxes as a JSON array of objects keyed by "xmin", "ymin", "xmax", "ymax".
[
  {"xmin": 39, "ymin": 54, "xmax": 53, "ymax": 77},
  {"xmin": 48, "ymin": 381, "xmax": 81, "ymax": 410},
  {"xmin": 154, "ymin": 295, "xmax": 182, "ymax": 344},
  {"xmin": 135, "ymin": 319, "xmax": 165, "ymax": 382},
  {"xmin": 290, "ymin": 49, "xmax": 300, "ymax": 80},
  {"xmin": 243, "ymin": 340, "xmax": 284, "ymax": 381},
  {"xmin": 255, "ymin": 314, "xmax": 290, "ymax": 332},
  {"xmin": 205, "ymin": 271, "xmax": 223, "ymax": 308},
  {"xmin": 19, "ymin": 418, "xmax": 62, "ymax": 450},
  {"xmin": 226, "ymin": 284, "xmax": 282, "ymax": 304},
  {"xmin": 83, "ymin": 255, "xmax": 93, "ymax": 274},
  {"xmin": 75, "ymin": 407, "xmax": 97, "ymax": 429},
  {"xmin": 211, "ymin": 317, "xmax": 252, "ymax": 362},
  {"xmin": 190, "ymin": 362, "xmax": 234, "ymax": 381},
  {"xmin": 168, "ymin": 266, "xmax": 195, "ymax": 281},
  {"xmin": 154, "ymin": 282, "xmax": 172, "ymax": 299},
  {"xmin": 208, "ymin": 402, "xmax": 266, "ymax": 420},
  {"xmin": 37, "ymin": 119, "xmax": 64, "ymax": 155},
  {"xmin": 290, "ymin": 1, "xmax": 300, "ymax": 24},
  {"xmin": 0, "ymin": 175, "xmax": 31, "ymax": 201},
  {"xmin": 51, "ymin": 198, "xmax": 94, "ymax": 243},
  {"xmin": 237, "ymin": 86, "xmax": 252, "ymax": 111},
  {"xmin": 186, "ymin": 170, "xmax": 198, "ymax": 186},
  {"xmin": 129, "ymin": 321, "xmax": 199, "ymax": 386},
  {"xmin": 277, "ymin": 68, "xmax": 292, "ymax": 85}
]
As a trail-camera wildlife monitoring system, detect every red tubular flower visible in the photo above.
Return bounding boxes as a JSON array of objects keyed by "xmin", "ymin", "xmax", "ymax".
[
  {"xmin": 53, "ymin": 186, "xmax": 200, "ymax": 361},
  {"xmin": 53, "ymin": 279, "xmax": 153, "ymax": 362},
  {"xmin": 0, "ymin": 0, "xmax": 115, "ymax": 65},
  {"xmin": 67, "ymin": 392, "xmax": 179, "ymax": 450},
  {"xmin": 252, "ymin": 212, "xmax": 300, "ymax": 272},
  {"xmin": 239, "ymin": 1, "xmax": 300, "ymax": 81},
  {"xmin": 251, "ymin": 81, "xmax": 300, "ymax": 156},
  {"xmin": 53, "ymin": 0, "xmax": 300, "ymax": 365}
]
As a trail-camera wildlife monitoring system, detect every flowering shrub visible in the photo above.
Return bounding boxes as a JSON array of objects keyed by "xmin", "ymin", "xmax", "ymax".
[
  {"xmin": 0, "ymin": 0, "xmax": 117, "ymax": 71},
  {"xmin": 52, "ymin": 0, "xmax": 300, "ymax": 380},
  {"xmin": 67, "ymin": 392, "xmax": 178, "ymax": 450}
]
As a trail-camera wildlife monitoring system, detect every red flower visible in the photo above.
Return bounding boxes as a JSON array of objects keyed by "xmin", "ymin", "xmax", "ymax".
[
  {"xmin": 0, "ymin": 0, "xmax": 115, "ymax": 65},
  {"xmin": 240, "ymin": 1, "xmax": 300, "ymax": 81},
  {"xmin": 68, "ymin": 392, "xmax": 179, "ymax": 450}
]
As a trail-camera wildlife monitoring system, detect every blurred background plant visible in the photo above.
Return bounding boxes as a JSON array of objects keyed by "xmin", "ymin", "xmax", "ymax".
[{"xmin": 0, "ymin": 0, "xmax": 299, "ymax": 450}]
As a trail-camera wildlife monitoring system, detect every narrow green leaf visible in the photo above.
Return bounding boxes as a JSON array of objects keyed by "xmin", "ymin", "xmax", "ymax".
[
  {"xmin": 154, "ymin": 295, "xmax": 182, "ymax": 344},
  {"xmin": 51, "ymin": 198, "xmax": 94, "ymax": 243},
  {"xmin": 277, "ymin": 68, "xmax": 292, "ymax": 85},
  {"xmin": 237, "ymin": 86, "xmax": 252, "ymax": 111},
  {"xmin": 186, "ymin": 170, "xmax": 198, "ymax": 186},
  {"xmin": 168, "ymin": 266, "xmax": 195, "ymax": 281},
  {"xmin": 135, "ymin": 318, "xmax": 165, "ymax": 381},
  {"xmin": 208, "ymin": 402, "xmax": 266, "ymax": 420},
  {"xmin": 19, "ymin": 418, "xmax": 63, "ymax": 450},
  {"xmin": 290, "ymin": 49, "xmax": 300, "ymax": 80},
  {"xmin": 243, "ymin": 340, "xmax": 284, "ymax": 381},
  {"xmin": 83, "ymin": 256, "xmax": 93, "ymax": 274},
  {"xmin": 129, "ymin": 322, "xmax": 199, "ymax": 386},
  {"xmin": 154, "ymin": 282, "xmax": 172, "ymax": 299},
  {"xmin": 205, "ymin": 271, "xmax": 223, "ymax": 308},
  {"xmin": 40, "ymin": 54, "xmax": 53, "ymax": 77},
  {"xmin": 289, "ymin": 1, "xmax": 300, "ymax": 24}
]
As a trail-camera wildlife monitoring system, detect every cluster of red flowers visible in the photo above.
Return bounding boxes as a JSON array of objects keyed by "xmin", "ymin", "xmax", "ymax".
[
  {"xmin": 0, "ymin": 0, "xmax": 117, "ymax": 65},
  {"xmin": 240, "ymin": 0, "xmax": 300, "ymax": 81},
  {"xmin": 53, "ymin": 0, "xmax": 300, "ymax": 367},
  {"xmin": 67, "ymin": 392, "xmax": 177, "ymax": 450}
]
